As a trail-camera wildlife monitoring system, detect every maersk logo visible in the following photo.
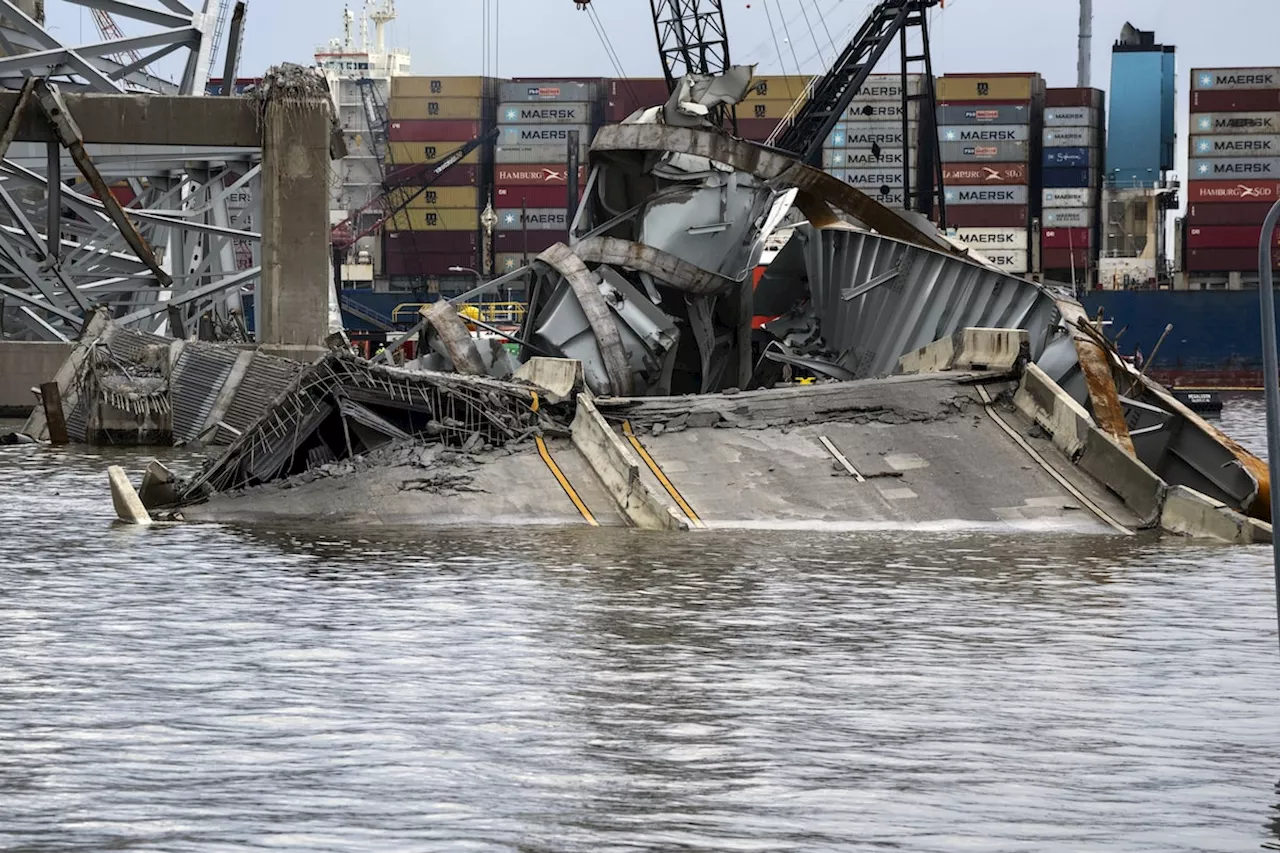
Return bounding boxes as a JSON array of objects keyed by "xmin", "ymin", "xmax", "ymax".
[
  {"xmin": 945, "ymin": 129, "xmax": 957, "ymax": 141},
  {"xmin": 1202, "ymin": 72, "xmax": 1275, "ymax": 87},
  {"xmin": 830, "ymin": 152, "xmax": 845, "ymax": 165},
  {"xmin": 1197, "ymin": 139, "xmax": 1212, "ymax": 153},
  {"xmin": 1199, "ymin": 73, "xmax": 1215, "ymax": 88},
  {"xmin": 502, "ymin": 213, "xmax": 518, "ymax": 225},
  {"xmin": 1198, "ymin": 117, "xmax": 1213, "ymax": 131},
  {"xmin": 505, "ymin": 108, "xmax": 519, "ymax": 121},
  {"xmin": 830, "ymin": 132, "xmax": 845, "ymax": 146},
  {"xmin": 945, "ymin": 188, "xmax": 1016, "ymax": 202},
  {"xmin": 1197, "ymin": 160, "xmax": 1276, "ymax": 175}
]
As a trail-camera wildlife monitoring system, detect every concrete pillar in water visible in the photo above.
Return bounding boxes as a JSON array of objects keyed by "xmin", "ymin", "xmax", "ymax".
[{"xmin": 258, "ymin": 65, "xmax": 336, "ymax": 360}]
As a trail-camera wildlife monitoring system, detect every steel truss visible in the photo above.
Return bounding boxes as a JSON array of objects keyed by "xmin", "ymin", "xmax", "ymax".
[{"xmin": 0, "ymin": 1, "xmax": 264, "ymax": 344}]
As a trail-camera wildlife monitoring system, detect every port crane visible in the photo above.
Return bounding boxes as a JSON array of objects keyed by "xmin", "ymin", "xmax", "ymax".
[{"xmin": 575, "ymin": 0, "xmax": 946, "ymax": 220}]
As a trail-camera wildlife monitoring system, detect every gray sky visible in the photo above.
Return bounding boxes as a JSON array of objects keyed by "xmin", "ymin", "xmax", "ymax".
[{"xmin": 45, "ymin": 0, "xmax": 1280, "ymax": 193}]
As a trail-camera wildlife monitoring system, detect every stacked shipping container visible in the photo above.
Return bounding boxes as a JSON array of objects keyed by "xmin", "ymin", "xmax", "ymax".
[
  {"xmin": 936, "ymin": 73, "xmax": 1045, "ymax": 275},
  {"xmin": 382, "ymin": 76, "xmax": 495, "ymax": 282},
  {"xmin": 1184, "ymin": 67, "xmax": 1280, "ymax": 274},
  {"xmin": 736, "ymin": 75, "xmax": 811, "ymax": 143},
  {"xmin": 604, "ymin": 77, "xmax": 671, "ymax": 123},
  {"xmin": 1041, "ymin": 87, "xmax": 1105, "ymax": 282},
  {"xmin": 823, "ymin": 74, "xmax": 924, "ymax": 211},
  {"xmin": 494, "ymin": 79, "xmax": 599, "ymax": 274}
]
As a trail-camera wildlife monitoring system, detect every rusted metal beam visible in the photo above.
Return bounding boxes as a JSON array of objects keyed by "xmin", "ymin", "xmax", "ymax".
[{"xmin": 33, "ymin": 80, "xmax": 173, "ymax": 287}]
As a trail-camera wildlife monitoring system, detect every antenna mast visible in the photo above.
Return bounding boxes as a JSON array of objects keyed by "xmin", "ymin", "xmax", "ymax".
[{"xmin": 1078, "ymin": 0, "xmax": 1092, "ymax": 87}]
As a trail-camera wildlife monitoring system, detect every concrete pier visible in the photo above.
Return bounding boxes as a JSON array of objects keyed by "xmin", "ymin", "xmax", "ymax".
[{"xmin": 0, "ymin": 340, "xmax": 70, "ymax": 415}]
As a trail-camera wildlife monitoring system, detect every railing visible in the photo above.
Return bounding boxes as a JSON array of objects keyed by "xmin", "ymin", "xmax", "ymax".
[
  {"xmin": 391, "ymin": 301, "xmax": 527, "ymax": 326},
  {"xmin": 339, "ymin": 292, "xmax": 396, "ymax": 331}
]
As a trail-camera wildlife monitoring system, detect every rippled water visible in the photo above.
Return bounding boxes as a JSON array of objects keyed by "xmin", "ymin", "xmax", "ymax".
[{"xmin": 2, "ymin": 400, "xmax": 1280, "ymax": 851}]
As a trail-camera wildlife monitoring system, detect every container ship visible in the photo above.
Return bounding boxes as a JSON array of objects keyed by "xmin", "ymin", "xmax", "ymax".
[{"xmin": 294, "ymin": 6, "xmax": 1279, "ymax": 389}]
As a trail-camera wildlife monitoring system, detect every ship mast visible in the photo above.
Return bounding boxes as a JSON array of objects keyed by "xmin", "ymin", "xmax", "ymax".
[{"xmin": 1078, "ymin": 0, "xmax": 1092, "ymax": 87}]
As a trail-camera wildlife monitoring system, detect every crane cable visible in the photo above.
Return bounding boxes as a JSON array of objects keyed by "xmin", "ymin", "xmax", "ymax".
[{"xmin": 586, "ymin": 4, "xmax": 640, "ymax": 108}]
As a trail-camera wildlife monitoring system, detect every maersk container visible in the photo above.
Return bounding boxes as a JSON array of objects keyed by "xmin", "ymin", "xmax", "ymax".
[
  {"xmin": 1192, "ymin": 89, "xmax": 1280, "ymax": 113},
  {"xmin": 941, "ymin": 125, "xmax": 1030, "ymax": 143},
  {"xmin": 499, "ymin": 124, "xmax": 592, "ymax": 146},
  {"xmin": 496, "ymin": 208, "xmax": 570, "ymax": 231},
  {"xmin": 496, "ymin": 253, "xmax": 533, "ymax": 274},
  {"xmin": 499, "ymin": 81, "xmax": 597, "ymax": 103},
  {"xmin": 974, "ymin": 249, "xmax": 1029, "ymax": 273},
  {"xmin": 823, "ymin": 148, "xmax": 907, "ymax": 168},
  {"xmin": 939, "ymin": 140, "xmax": 1029, "ymax": 162},
  {"xmin": 1186, "ymin": 201, "xmax": 1276, "ymax": 225},
  {"xmin": 1042, "ymin": 227, "xmax": 1093, "ymax": 249},
  {"xmin": 1187, "ymin": 180, "xmax": 1280, "ymax": 203},
  {"xmin": 1043, "ymin": 126, "xmax": 1099, "ymax": 147},
  {"xmin": 829, "ymin": 123, "xmax": 919, "ymax": 149},
  {"xmin": 1186, "ymin": 224, "xmax": 1280, "ymax": 249},
  {"xmin": 1191, "ymin": 157, "xmax": 1280, "ymax": 181},
  {"xmin": 832, "ymin": 168, "xmax": 914, "ymax": 189},
  {"xmin": 496, "ymin": 143, "xmax": 590, "ymax": 165},
  {"xmin": 943, "ymin": 205, "xmax": 1028, "ymax": 228},
  {"xmin": 498, "ymin": 102, "xmax": 594, "ymax": 125},
  {"xmin": 1043, "ymin": 147, "xmax": 1092, "ymax": 168},
  {"xmin": 843, "ymin": 101, "xmax": 917, "ymax": 122},
  {"xmin": 1044, "ymin": 106, "xmax": 1100, "ymax": 127},
  {"xmin": 949, "ymin": 227, "xmax": 1028, "ymax": 251},
  {"xmin": 1042, "ymin": 167, "xmax": 1099, "ymax": 189},
  {"xmin": 943, "ymin": 185, "xmax": 1029, "ymax": 206},
  {"xmin": 936, "ymin": 74, "xmax": 1038, "ymax": 102},
  {"xmin": 1192, "ymin": 67, "xmax": 1280, "ymax": 90},
  {"xmin": 1192, "ymin": 112, "xmax": 1280, "ymax": 135},
  {"xmin": 1191, "ymin": 135, "xmax": 1279, "ymax": 158},
  {"xmin": 1042, "ymin": 207, "xmax": 1096, "ymax": 227},
  {"xmin": 942, "ymin": 163, "xmax": 1028, "ymax": 185},
  {"xmin": 936, "ymin": 103, "xmax": 1032, "ymax": 126},
  {"xmin": 856, "ymin": 73, "xmax": 926, "ymax": 102},
  {"xmin": 1043, "ymin": 187, "xmax": 1095, "ymax": 208}
]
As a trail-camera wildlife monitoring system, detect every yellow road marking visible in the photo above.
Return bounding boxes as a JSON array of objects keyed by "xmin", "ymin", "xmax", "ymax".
[
  {"xmin": 623, "ymin": 420, "xmax": 705, "ymax": 528},
  {"xmin": 531, "ymin": 392, "xmax": 598, "ymax": 526}
]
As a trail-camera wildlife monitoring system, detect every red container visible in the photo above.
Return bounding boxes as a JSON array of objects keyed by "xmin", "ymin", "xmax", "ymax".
[
  {"xmin": 386, "ymin": 163, "xmax": 480, "ymax": 188},
  {"xmin": 385, "ymin": 229, "xmax": 478, "ymax": 254},
  {"xmin": 389, "ymin": 120, "xmax": 486, "ymax": 142},
  {"xmin": 384, "ymin": 250, "xmax": 481, "ymax": 277},
  {"xmin": 495, "ymin": 229, "xmax": 568, "ymax": 254},
  {"xmin": 1187, "ymin": 201, "xmax": 1277, "ymax": 225},
  {"xmin": 1187, "ymin": 180, "xmax": 1280, "ymax": 203},
  {"xmin": 495, "ymin": 164, "xmax": 587, "ymax": 186},
  {"xmin": 736, "ymin": 118, "xmax": 782, "ymax": 141},
  {"xmin": 1191, "ymin": 89, "xmax": 1280, "ymax": 112},
  {"xmin": 1186, "ymin": 224, "xmax": 1280, "ymax": 249},
  {"xmin": 941, "ymin": 163, "xmax": 1028, "ymax": 185},
  {"xmin": 1185, "ymin": 246, "xmax": 1280, "ymax": 272},
  {"xmin": 606, "ymin": 78, "xmax": 671, "ymax": 121},
  {"xmin": 1041, "ymin": 227, "xmax": 1093, "ymax": 249},
  {"xmin": 1045, "ymin": 87, "xmax": 1105, "ymax": 108},
  {"xmin": 494, "ymin": 185, "xmax": 583, "ymax": 208},
  {"xmin": 1041, "ymin": 247, "xmax": 1093, "ymax": 269},
  {"xmin": 942, "ymin": 205, "xmax": 1028, "ymax": 228}
]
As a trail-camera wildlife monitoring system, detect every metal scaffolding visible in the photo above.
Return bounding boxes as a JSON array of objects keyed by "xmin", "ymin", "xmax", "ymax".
[{"xmin": 0, "ymin": 0, "xmax": 261, "ymax": 344}]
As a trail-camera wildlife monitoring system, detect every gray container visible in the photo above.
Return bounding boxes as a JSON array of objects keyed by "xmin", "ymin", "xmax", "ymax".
[
  {"xmin": 830, "ymin": 167, "xmax": 917, "ymax": 189},
  {"xmin": 1043, "ymin": 126, "xmax": 1100, "ymax": 147},
  {"xmin": 843, "ymin": 101, "xmax": 918, "ymax": 122},
  {"xmin": 496, "ymin": 208, "xmax": 570, "ymax": 231},
  {"xmin": 499, "ymin": 102, "xmax": 594, "ymax": 124},
  {"xmin": 941, "ymin": 125, "xmax": 1031, "ymax": 143},
  {"xmin": 496, "ymin": 143, "xmax": 590, "ymax": 164},
  {"xmin": 939, "ymin": 140, "xmax": 1030, "ymax": 162},
  {"xmin": 829, "ymin": 123, "xmax": 919, "ymax": 149},
  {"xmin": 1045, "ymin": 106, "xmax": 1100, "ymax": 127},
  {"xmin": 1043, "ymin": 207, "xmax": 1096, "ymax": 227},
  {"xmin": 1042, "ymin": 187, "xmax": 1096, "ymax": 208},
  {"xmin": 943, "ymin": 185, "xmax": 1029, "ymax": 206},
  {"xmin": 823, "ymin": 147, "xmax": 907, "ymax": 168},
  {"xmin": 857, "ymin": 74, "xmax": 926, "ymax": 102},
  {"xmin": 1192, "ymin": 135, "xmax": 1279, "ymax": 157},
  {"xmin": 499, "ymin": 81, "xmax": 598, "ymax": 102},
  {"xmin": 1193, "ymin": 112, "xmax": 1280, "ymax": 135},
  {"xmin": 499, "ymin": 124, "xmax": 592, "ymax": 147},
  {"xmin": 1191, "ymin": 157, "xmax": 1280, "ymax": 179},
  {"xmin": 936, "ymin": 103, "xmax": 1032, "ymax": 126}
]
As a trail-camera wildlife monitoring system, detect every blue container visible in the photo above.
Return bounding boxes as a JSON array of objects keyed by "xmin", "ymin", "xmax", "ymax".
[
  {"xmin": 1042, "ymin": 166, "xmax": 1097, "ymax": 188},
  {"xmin": 1043, "ymin": 146, "xmax": 1091, "ymax": 168}
]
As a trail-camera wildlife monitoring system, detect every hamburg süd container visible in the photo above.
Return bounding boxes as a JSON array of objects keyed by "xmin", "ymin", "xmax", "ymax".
[
  {"xmin": 1193, "ymin": 112, "xmax": 1280, "ymax": 135},
  {"xmin": 949, "ymin": 227, "xmax": 1029, "ymax": 251},
  {"xmin": 1192, "ymin": 135, "xmax": 1279, "ymax": 157},
  {"xmin": 1186, "ymin": 180, "xmax": 1280, "ymax": 202},
  {"xmin": 499, "ymin": 102, "xmax": 594, "ymax": 125},
  {"xmin": 944, "ymin": 185, "xmax": 1029, "ymax": 206},
  {"xmin": 1191, "ymin": 157, "xmax": 1280, "ymax": 180},
  {"xmin": 939, "ymin": 140, "xmax": 1030, "ymax": 162},
  {"xmin": 936, "ymin": 103, "xmax": 1032, "ymax": 126},
  {"xmin": 941, "ymin": 163, "xmax": 1028, "ymax": 185},
  {"xmin": 495, "ymin": 164, "xmax": 587, "ymax": 186}
]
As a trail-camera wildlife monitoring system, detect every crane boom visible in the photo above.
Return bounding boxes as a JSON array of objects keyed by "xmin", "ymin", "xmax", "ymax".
[{"xmin": 648, "ymin": 0, "xmax": 732, "ymax": 91}]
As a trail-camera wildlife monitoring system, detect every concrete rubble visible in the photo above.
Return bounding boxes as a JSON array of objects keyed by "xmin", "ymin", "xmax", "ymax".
[{"xmin": 8, "ymin": 68, "xmax": 1274, "ymax": 543}]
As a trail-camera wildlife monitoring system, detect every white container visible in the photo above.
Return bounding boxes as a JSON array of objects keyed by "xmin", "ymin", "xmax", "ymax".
[
  {"xmin": 1043, "ymin": 207, "xmax": 1096, "ymax": 228},
  {"xmin": 1042, "ymin": 188, "xmax": 1095, "ymax": 208},
  {"xmin": 949, "ymin": 227, "xmax": 1029, "ymax": 251}
]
